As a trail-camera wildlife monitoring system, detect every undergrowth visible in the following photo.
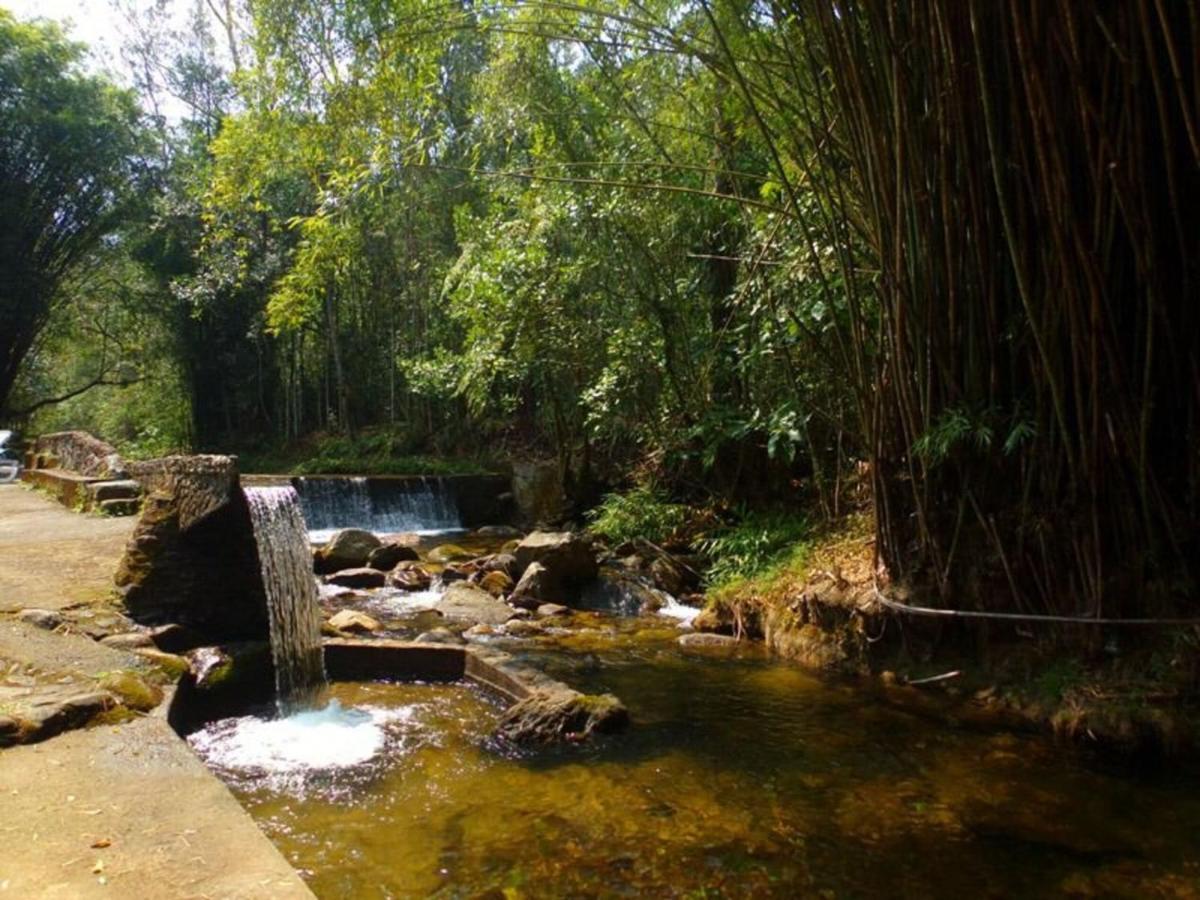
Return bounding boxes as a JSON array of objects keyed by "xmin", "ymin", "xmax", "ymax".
[
  {"xmin": 236, "ymin": 429, "xmax": 497, "ymax": 476},
  {"xmin": 587, "ymin": 485, "xmax": 693, "ymax": 545}
]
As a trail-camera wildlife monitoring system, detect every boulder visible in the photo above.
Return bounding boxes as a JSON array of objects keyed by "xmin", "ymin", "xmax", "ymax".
[
  {"xmin": 509, "ymin": 562, "xmax": 555, "ymax": 610},
  {"xmin": 479, "ymin": 570, "xmax": 514, "ymax": 598},
  {"xmin": 387, "ymin": 566, "xmax": 432, "ymax": 591},
  {"xmin": 435, "ymin": 583, "xmax": 515, "ymax": 626},
  {"xmin": 316, "ymin": 529, "xmax": 382, "ymax": 573},
  {"xmin": 324, "ymin": 567, "xmax": 386, "ymax": 589},
  {"xmin": 367, "ymin": 542, "xmax": 420, "ymax": 571},
  {"xmin": 328, "ymin": 610, "xmax": 383, "ymax": 634},
  {"xmin": 513, "ymin": 532, "xmax": 598, "ymax": 597},
  {"xmin": 115, "ymin": 455, "xmax": 267, "ymax": 640},
  {"xmin": 496, "ymin": 689, "xmax": 629, "ymax": 744},
  {"xmin": 426, "ymin": 543, "xmax": 474, "ymax": 564}
]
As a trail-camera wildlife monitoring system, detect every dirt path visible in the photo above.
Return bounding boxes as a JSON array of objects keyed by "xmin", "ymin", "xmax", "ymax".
[{"xmin": 0, "ymin": 485, "xmax": 134, "ymax": 613}]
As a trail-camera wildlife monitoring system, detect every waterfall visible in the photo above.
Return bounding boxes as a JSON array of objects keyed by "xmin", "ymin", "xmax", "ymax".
[
  {"xmin": 244, "ymin": 485, "xmax": 326, "ymax": 710},
  {"xmin": 296, "ymin": 476, "xmax": 460, "ymax": 540}
]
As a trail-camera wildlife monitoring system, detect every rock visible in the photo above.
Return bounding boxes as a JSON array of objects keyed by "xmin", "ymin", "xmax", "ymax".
[
  {"xmin": 496, "ymin": 689, "xmax": 629, "ymax": 744},
  {"xmin": 90, "ymin": 479, "xmax": 141, "ymax": 502},
  {"xmin": 650, "ymin": 556, "xmax": 691, "ymax": 596},
  {"xmin": 148, "ymin": 623, "xmax": 206, "ymax": 653},
  {"xmin": 98, "ymin": 670, "xmax": 163, "ymax": 712},
  {"xmin": 462, "ymin": 623, "xmax": 495, "ymax": 639},
  {"xmin": 691, "ymin": 606, "xmax": 734, "ymax": 635},
  {"xmin": 367, "ymin": 542, "xmax": 420, "ymax": 571},
  {"xmin": 132, "ymin": 648, "xmax": 191, "ymax": 679},
  {"xmin": 443, "ymin": 561, "xmax": 480, "ymax": 581},
  {"xmin": 511, "ymin": 459, "xmax": 567, "ymax": 526},
  {"xmin": 479, "ymin": 570, "xmax": 514, "ymax": 597},
  {"xmin": 426, "ymin": 543, "xmax": 473, "ymax": 564},
  {"xmin": 99, "ymin": 498, "xmax": 140, "ymax": 517},
  {"xmin": 501, "ymin": 619, "xmax": 544, "ymax": 638},
  {"xmin": 536, "ymin": 603, "xmax": 571, "ymax": 618},
  {"xmin": 513, "ymin": 532, "xmax": 598, "ymax": 586},
  {"xmin": 316, "ymin": 529, "xmax": 382, "ymax": 573},
  {"xmin": 678, "ymin": 632, "xmax": 740, "ymax": 650},
  {"xmin": 509, "ymin": 561, "xmax": 556, "ymax": 609},
  {"xmin": 439, "ymin": 566, "xmax": 468, "ymax": 584},
  {"xmin": 414, "ymin": 628, "xmax": 465, "ymax": 645},
  {"xmin": 387, "ymin": 566, "xmax": 432, "ymax": 591},
  {"xmin": 15, "ymin": 609, "xmax": 63, "ymax": 630},
  {"xmin": 328, "ymin": 609, "xmax": 383, "ymax": 634},
  {"xmin": 481, "ymin": 552, "xmax": 519, "ymax": 579},
  {"xmin": 18, "ymin": 692, "xmax": 114, "ymax": 742},
  {"xmin": 435, "ymin": 583, "xmax": 515, "ymax": 626},
  {"xmin": 30, "ymin": 431, "xmax": 124, "ymax": 478},
  {"xmin": 186, "ymin": 642, "xmax": 273, "ymax": 693},
  {"xmin": 115, "ymin": 455, "xmax": 268, "ymax": 641},
  {"xmin": 324, "ymin": 567, "xmax": 386, "ymax": 589},
  {"xmin": 100, "ymin": 631, "xmax": 155, "ymax": 650},
  {"xmin": 476, "ymin": 525, "xmax": 522, "ymax": 538}
]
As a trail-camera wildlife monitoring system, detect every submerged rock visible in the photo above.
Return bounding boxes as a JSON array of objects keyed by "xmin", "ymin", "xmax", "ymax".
[
  {"xmin": 316, "ymin": 529, "xmax": 382, "ymax": 573},
  {"xmin": 496, "ymin": 689, "xmax": 629, "ymax": 744},
  {"xmin": 678, "ymin": 632, "xmax": 740, "ymax": 650},
  {"xmin": 367, "ymin": 542, "xmax": 420, "ymax": 571},
  {"xmin": 426, "ymin": 543, "xmax": 473, "ymax": 564},
  {"xmin": 436, "ymin": 583, "xmax": 514, "ymax": 626},
  {"xmin": 324, "ymin": 567, "xmax": 386, "ymax": 589}
]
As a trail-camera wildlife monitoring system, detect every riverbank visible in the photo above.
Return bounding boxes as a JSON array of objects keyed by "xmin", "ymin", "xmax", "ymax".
[{"xmin": 701, "ymin": 510, "xmax": 1200, "ymax": 757}]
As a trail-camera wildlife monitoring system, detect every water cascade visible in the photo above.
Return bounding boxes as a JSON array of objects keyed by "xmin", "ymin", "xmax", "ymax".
[
  {"xmin": 296, "ymin": 476, "xmax": 460, "ymax": 541},
  {"xmin": 244, "ymin": 485, "xmax": 326, "ymax": 710}
]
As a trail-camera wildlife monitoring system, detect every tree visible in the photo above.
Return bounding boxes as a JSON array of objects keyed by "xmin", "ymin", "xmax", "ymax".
[{"xmin": 0, "ymin": 10, "xmax": 143, "ymax": 418}]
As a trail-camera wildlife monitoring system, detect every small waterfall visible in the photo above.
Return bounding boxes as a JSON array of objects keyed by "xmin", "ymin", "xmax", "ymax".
[
  {"xmin": 244, "ymin": 485, "xmax": 326, "ymax": 710},
  {"xmin": 296, "ymin": 476, "xmax": 461, "ymax": 538}
]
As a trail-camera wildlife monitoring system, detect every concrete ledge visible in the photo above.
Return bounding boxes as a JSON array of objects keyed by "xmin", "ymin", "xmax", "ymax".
[{"xmin": 21, "ymin": 467, "xmax": 104, "ymax": 509}]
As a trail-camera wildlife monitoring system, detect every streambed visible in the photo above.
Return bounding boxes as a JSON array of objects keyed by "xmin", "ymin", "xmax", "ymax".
[{"xmin": 188, "ymin": 626, "xmax": 1200, "ymax": 898}]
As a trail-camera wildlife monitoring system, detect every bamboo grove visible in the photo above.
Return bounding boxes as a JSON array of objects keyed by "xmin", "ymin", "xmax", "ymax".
[{"xmin": 5, "ymin": 0, "xmax": 1198, "ymax": 621}]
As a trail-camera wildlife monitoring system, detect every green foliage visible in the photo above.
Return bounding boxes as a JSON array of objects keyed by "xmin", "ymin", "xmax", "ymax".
[
  {"xmin": 238, "ymin": 429, "xmax": 495, "ymax": 476},
  {"xmin": 587, "ymin": 487, "xmax": 692, "ymax": 546},
  {"xmin": 699, "ymin": 510, "xmax": 811, "ymax": 588}
]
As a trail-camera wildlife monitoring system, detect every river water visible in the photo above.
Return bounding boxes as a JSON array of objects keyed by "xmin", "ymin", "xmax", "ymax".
[{"xmin": 188, "ymin": 621, "xmax": 1200, "ymax": 898}]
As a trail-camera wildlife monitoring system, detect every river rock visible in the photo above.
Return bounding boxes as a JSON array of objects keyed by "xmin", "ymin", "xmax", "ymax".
[
  {"xmin": 476, "ymin": 525, "xmax": 522, "ymax": 538},
  {"xmin": 324, "ymin": 567, "xmax": 386, "ymax": 589},
  {"xmin": 513, "ymin": 532, "xmax": 598, "ymax": 586},
  {"xmin": 678, "ymin": 632, "xmax": 740, "ymax": 650},
  {"xmin": 115, "ymin": 455, "xmax": 268, "ymax": 640},
  {"xmin": 414, "ymin": 627, "xmax": 465, "ymax": 645},
  {"xmin": 426, "ymin": 543, "xmax": 473, "ymax": 564},
  {"xmin": 100, "ymin": 631, "xmax": 155, "ymax": 650},
  {"xmin": 496, "ymin": 689, "xmax": 629, "ymax": 744},
  {"xmin": 367, "ymin": 542, "xmax": 420, "ymax": 571},
  {"xmin": 536, "ymin": 603, "xmax": 571, "ymax": 618},
  {"xmin": 481, "ymin": 552, "xmax": 519, "ymax": 579},
  {"xmin": 501, "ymin": 618, "xmax": 544, "ymax": 638},
  {"xmin": 435, "ymin": 583, "xmax": 515, "ymax": 626},
  {"xmin": 387, "ymin": 565, "xmax": 432, "ymax": 591},
  {"xmin": 509, "ymin": 561, "xmax": 556, "ymax": 609},
  {"xmin": 328, "ymin": 609, "xmax": 383, "ymax": 634},
  {"xmin": 479, "ymin": 570, "xmax": 514, "ymax": 597},
  {"xmin": 316, "ymin": 529, "xmax": 382, "ymax": 573}
]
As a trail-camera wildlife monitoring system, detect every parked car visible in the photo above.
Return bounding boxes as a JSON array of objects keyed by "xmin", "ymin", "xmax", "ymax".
[{"xmin": 0, "ymin": 430, "xmax": 21, "ymax": 483}]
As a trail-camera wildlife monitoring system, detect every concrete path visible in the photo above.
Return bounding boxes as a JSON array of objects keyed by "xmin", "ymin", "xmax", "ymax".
[
  {"xmin": 0, "ymin": 485, "xmax": 314, "ymax": 899},
  {"xmin": 0, "ymin": 485, "xmax": 134, "ymax": 613}
]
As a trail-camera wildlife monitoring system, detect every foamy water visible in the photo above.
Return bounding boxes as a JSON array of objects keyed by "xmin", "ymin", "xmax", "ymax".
[{"xmin": 188, "ymin": 700, "xmax": 415, "ymax": 781}]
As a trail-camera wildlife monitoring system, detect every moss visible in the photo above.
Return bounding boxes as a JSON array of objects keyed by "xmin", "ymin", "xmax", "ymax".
[{"xmin": 98, "ymin": 670, "xmax": 163, "ymax": 712}]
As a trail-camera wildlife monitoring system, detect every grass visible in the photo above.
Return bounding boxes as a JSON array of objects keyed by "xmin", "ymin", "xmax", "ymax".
[{"xmin": 235, "ymin": 429, "xmax": 500, "ymax": 476}]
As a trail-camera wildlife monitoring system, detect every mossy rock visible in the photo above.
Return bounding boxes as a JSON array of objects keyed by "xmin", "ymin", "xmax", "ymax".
[
  {"xmin": 426, "ymin": 543, "xmax": 474, "ymax": 564},
  {"xmin": 99, "ymin": 670, "xmax": 164, "ymax": 712}
]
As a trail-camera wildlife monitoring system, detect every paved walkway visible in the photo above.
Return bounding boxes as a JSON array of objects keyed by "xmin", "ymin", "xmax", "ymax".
[
  {"xmin": 0, "ymin": 485, "xmax": 134, "ymax": 613},
  {"xmin": 0, "ymin": 485, "xmax": 313, "ymax": 899}
]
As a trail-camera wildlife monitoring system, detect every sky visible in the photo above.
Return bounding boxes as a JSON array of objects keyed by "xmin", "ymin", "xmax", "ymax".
[{"xmin": 3, "ymin": 1, "xmax": 129, "ymax": 73}]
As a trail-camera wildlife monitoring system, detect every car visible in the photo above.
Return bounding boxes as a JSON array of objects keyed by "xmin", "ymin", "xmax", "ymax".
[{"xmin": 0, "ymin": 430, "xmax": 21, "ymax": 483}]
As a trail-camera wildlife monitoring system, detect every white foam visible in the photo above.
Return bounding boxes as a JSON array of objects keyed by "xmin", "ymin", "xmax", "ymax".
[
  {"xmin": 188, "ymin": 700, "xmax": 414, "ymax": 774},
  {"xmin": 372, "ymin": 586, "xmax": 443, "ymax": 612},
  {"xmin": 656, "ymin": 594, "xmax": 701, "ymax": 626}
]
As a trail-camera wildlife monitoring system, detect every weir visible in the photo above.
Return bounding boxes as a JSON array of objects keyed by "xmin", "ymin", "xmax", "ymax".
[
  {"xmin": 244, "ymin": 485, "xmax": 326, "ymax": 710},
  {"xmin": 296, "ymin": 476, "xmax": 460, "ymax": 539}
]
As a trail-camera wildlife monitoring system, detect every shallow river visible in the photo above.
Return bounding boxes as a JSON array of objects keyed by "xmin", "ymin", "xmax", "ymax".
[{"xmin": 189, "ymin": 623, "xmax": 1200, "ymax": 899}]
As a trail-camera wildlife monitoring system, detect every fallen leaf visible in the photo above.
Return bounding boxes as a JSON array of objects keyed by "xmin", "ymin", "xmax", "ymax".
[{"xmin": 91, "ymin": 839, "xmax": 111, "ymax": 849}]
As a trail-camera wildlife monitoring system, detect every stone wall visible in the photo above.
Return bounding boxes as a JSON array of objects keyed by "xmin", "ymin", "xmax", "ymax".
[
  {"xmin": 115, "ymin": 455, "xmax": 268, "ymax": 640},
  {"xmin": 31, "ymin": 431, "xmax": 125, "ymax": 478}
]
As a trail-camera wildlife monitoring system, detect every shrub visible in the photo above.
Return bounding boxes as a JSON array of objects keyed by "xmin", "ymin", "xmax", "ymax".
[
  {"xmin": 587, "ymin": 486, "xmax": 692, "ymax": 546},
  {"xmin": 698, "ymin": 509, "xmax": 811, "ymax": 587}
]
